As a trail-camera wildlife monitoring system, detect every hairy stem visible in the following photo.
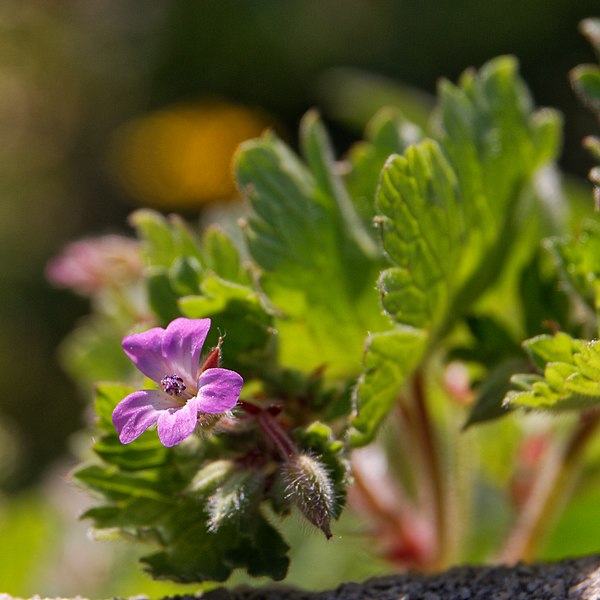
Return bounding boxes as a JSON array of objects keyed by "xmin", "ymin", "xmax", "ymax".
[
  {"xmin": 240, "ymin": 401, "xmax": 298, "ymax": 458},
  {"xmin": 257, "ymin": 409, "xmax": 297, "ymax": 459},
  {"xmin": 499, "ymin": 410, "xmax": 600, "ymax": 564}
]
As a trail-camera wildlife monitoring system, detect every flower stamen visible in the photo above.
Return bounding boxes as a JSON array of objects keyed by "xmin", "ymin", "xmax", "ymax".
[{"xmin": 161, "ymin": 374, "xmax": 186, "ymax": 397}]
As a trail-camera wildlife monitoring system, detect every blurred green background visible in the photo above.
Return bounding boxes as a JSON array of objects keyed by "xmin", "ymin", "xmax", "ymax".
[{"xmin": 1, "ymin": 0, "xmax": 599, "ymax": 596}]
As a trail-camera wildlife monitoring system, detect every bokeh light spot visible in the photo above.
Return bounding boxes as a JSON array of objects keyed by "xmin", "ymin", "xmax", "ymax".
[{"xmin": 109, "ymin": 101, "xmax": 272, "ymax": 209}]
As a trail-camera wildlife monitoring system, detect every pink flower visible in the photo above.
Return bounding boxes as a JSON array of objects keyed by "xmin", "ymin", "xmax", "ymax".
[
  {"xmin": 112, "ymin": 318, "xmax": 243, "ymax": 447},
  {"xmin": 46, "ymin": 235, "xmax": 143, "ymax": 296}
]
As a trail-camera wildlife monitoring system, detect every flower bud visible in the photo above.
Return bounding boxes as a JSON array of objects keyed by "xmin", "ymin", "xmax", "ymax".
[
  {"xmin": 45, "ymin": 235, "xmax": 142, "ymax": 296},
  {"xmin": 281, "ymin": 453, "xmax": 336, "ymax": 539}
]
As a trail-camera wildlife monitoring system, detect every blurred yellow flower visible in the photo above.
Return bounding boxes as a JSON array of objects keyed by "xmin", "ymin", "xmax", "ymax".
[{"xmin": 109, "ymin": 101, "xmax": 271, "ymax": 209}]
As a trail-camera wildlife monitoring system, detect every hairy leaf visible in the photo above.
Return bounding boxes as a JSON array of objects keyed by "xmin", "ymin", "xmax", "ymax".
[
  {"xmin": 357, "ymin": 56, "xmax": 560, "ymax": 441},
  {"xmin": 141, "ymin": 504, "xmax": 289, "ymax": 583},
  {"xmin": 351, "ymin": 327, "xmax": 427, "ymax": 446},
  {"xmin": 378, "ymin": 57, "xmax": 561, "ymax": 335},
  {"xmin": 546, "ymin": 219, "xmax": 600, "ymax": 314},
  {"xmin": 504, "ymin": 334, "xmax": 600, "ymax": 411},
  {"xmin": 377, "ymin": 140, "xmax": 462, "ymax": 330}
]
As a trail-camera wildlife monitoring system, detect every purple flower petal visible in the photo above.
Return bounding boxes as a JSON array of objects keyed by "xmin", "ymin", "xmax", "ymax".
[
  {"xmin": 196, "ymin": 368, "xmax": 243, "ymax": 414},
  {"xmin": 162, "ymin": 318, "xmax": 211, "ymax": 387},
  {"xmin": 112, "ymin": 390, "xmax": 179, "ymax": 444},
  {"xmin": 156, "ymin": 399, "xmax": 200, "ymax": 447},
  {"xmin": 122, "ymin": 328, "xmax": 170, "ymax": 383}
]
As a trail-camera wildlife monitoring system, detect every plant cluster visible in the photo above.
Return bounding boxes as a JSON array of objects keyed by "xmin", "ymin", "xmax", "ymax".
[{"xmin": 52, "ymin": 22, "xmax": 600, "ymax": 584}]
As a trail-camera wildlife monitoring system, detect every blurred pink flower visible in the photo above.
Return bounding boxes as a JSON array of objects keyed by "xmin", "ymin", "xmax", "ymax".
[{"xmin": 46, "ymin": 234, "xmax": 143, "ymax": 296}]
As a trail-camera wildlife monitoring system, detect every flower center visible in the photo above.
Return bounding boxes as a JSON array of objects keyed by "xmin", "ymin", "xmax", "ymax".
[{"xmin": 161, "ymin": 374, "xmax": 187, "ymax": 397}]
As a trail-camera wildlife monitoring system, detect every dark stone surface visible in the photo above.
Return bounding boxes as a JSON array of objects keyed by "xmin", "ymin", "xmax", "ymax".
[
  {"xmin": 198, "ymin": 555, "xmax": 600, "ymax": 600},
  {"xmin": 1, "ymin": 555, "xmax": 599, "ymax": 600}
]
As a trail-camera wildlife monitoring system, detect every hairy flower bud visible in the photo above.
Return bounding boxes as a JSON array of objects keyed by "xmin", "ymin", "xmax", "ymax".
[{"xmin": 281, "ymin": 453, "xmax": 336, "ymax": 539}]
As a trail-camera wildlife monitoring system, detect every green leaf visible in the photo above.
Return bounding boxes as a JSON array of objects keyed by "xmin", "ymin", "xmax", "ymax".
[
  {"xmin": 146, "ymin": 267, "xmax": 181, "ymax": 323},
  {"xmin": 427, "ymin": 57, "xmax": 560, "ymax": 330},
  {"xmin": 504, "ymin": 334, "xmax": 600, "ymax": 411},
  {"xmin": 346, "ymin": 107, "xmax": 424, "ymax": 227},
  {"xmin": 571, "ymin": 64, "xmax": 600, "ymax": 115},
  {"xmin": 94, "ymin": 383, "xmax": 136, "ymax": 433},
  {"xmin": 229, "ymin": 514, "xmax": 289, "ymax": 580},
  {"xmin": 130, "ymin": 210, "xmax": 202, "ymax": 269},
  {"xmin": 376, "ymin": 59, "xmax": 560, "ymax": 336},
  {"xmin": 300, "ymin": 109, "xmax": 378, "ymax": 258},
  {"xmin": 187, "ymin": 459, "xmax": 236, "ymax": 496},
  {"xmin": 463, "ymin": 358, "xmax": 524, "ymax": 428},
  {"xmin": 73, "ymin": 464, "xmax": 176, "ymax": 502},
  {"xmin": 81, "ymin": 505, "xmax": 123, "ymax": 529},
  {"xmin": 545, "ymin": 219, "xmax": 600, "ymax": 314},
  {"xmin": 82, "ymin": 497, "xmax": 171, "ymax": 529},
  {"xmin": 519, "ymin": 249, "xmax": 570, "ymax": 338},
  {"xmin": 168, "ymin": 256, "xmax": 202, "ymax": 296},
  {"xmin": 179, "ymin": 274, "xmax": 275, "ymax": 377},
  {"xmin": 351, "ymin": 327, "xmax": 428, "ymax": 446},
  {"xmin": 206, "ymin": 470, "xmax": 263, "ymax": 531},
  {"xmin": 141, "ymin": 508, "xmax": 232, "ymax": 583},
  {"xmin": 376, "ymin": 140, "xmax": 462, "ymax": 330},
  {"xmin": 201, "ymin": 225, "xmax": 250, "ymax": 285},
  {"xmin": 94, "ymin": 434, "xmax": 170, "ymax": 471},
  {"xmin": 523, "ymin": 332, "xmax": 585, "ymax": 370},
  {"xmin": 141, "ymin": 503, "xmax": 289, "ymax": 583},
  {"xmin": 235, "ymin": 114, "xmax": 388, "ymax": 378}
]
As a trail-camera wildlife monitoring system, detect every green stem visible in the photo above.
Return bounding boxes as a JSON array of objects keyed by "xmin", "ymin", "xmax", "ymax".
[{"xmin": 499, "ymin": 410, "xmax": 600, "ymax": 564}]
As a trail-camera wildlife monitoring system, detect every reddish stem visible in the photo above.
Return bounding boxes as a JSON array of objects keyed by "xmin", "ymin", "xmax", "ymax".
[
  {"xmin": 351, "ymin": 453, "xmax": 433, "ymax": 567},
  {"xmin": 411, "ymin": 370, "xmax": 447, "ymax": 566},
  {"xmin": 240, "ymin": 401, "xmax": 297, "ymax": 459},
  {"xmin": 499, "ymin": 410, "xmax": 600, "ymax": 564}
]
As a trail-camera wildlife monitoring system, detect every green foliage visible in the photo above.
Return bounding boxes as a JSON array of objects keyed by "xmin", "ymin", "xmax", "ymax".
[
  {"xmin": 546, "ymin": 219, "xmax": 600, "ymax": 314},
  {"xmin": 353, "ymin": 56, "xmax": 561, "ymax": 444},
  {"xmin": 69, "ymin": 50, "xmax": 600, "ymax": 586},
  {"xmin": 74, "ymin": 383, "xmax": 293, "ymax": 582},
  {"xmin": 350, "ymin": 327, "xmax": 427, "ymax": 445},
  {"xmin": 346, "ymin": 108, "xmax": 424, "ymax": 227},
  {"xmin": 571, "ymin": 19, "xmax": 600, "ymax": 201},
  {"xmin": 378, "ymin": 56, "xmax": 561, "ymax": 336},
  {"xmin": 504, "ymin": 333, "xmax": 600, "ymax": 410},
  {"xmin": 235, "ymin": 111, "xmax": 389, "ymax": 378},
  {"xmin": 571, "ymin": 64, "xmax": 600, "ymax": 114}
]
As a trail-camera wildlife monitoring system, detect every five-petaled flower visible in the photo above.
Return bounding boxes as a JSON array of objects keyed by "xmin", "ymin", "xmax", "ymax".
[{"xmin": 112, "ymin": 318, "xmax": 243, "ymax": 447}]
